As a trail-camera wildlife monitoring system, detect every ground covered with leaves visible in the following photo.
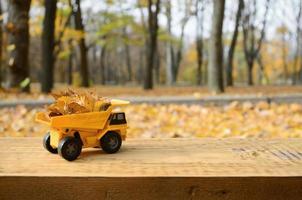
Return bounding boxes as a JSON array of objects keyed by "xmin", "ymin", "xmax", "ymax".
[{"xmin": 1, "ymin": 102, "xmax": 302, "ymax": 138}]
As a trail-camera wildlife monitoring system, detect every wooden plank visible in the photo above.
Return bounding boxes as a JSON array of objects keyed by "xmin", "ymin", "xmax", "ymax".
[
  {"xmin": 1, "ymin": 177, "xmax": 302, "ymax": 200},
  {"xmin": 0, "ymin": 138, "xmax": 302, "ymax": 200},
  {"xmin": 1, "ymin": 138, "xmax": 302, "ymax": 177}
]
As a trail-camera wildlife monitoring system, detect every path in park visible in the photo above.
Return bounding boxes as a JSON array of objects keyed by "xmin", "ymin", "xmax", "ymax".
[{"xmin": 0, "ymin": 93, "xmax": 302, "ymax": 107}]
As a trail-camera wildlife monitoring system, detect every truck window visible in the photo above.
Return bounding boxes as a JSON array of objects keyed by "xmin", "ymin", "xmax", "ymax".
[
  {"xmin": 110, "ymin": 113, "xmax": 126, "ymax": 125},
  {"xmin": 117, "ymin": 113, "xmax": 124, "ymax": 120}
]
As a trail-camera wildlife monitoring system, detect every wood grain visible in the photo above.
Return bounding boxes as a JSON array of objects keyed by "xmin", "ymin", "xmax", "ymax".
[
  {"xmin": 1, "ymin": 177, "xmax": 302, "ymax": 200},
  {"xmin": 0, "ymin": 138, "xmax": 302, "ymax": 200},
  {"xmin": 1, "ymin": 138, "xmax": 302, "ymax": 177}
]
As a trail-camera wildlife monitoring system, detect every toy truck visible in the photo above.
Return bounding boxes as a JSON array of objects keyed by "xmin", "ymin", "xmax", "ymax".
[{"xmin": 36, "ymin": 99, "xmax": 129, "ymax": 161}]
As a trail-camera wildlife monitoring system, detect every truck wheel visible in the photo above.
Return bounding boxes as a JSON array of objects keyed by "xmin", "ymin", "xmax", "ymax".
[
  {"xmin": 43, "ymin": 132, "xmax": 58, "ymax": 154},
  {"xmin": 100, "ymin": 132, "xmax": 122, "ymax": 154},
  {"xmin": 58, "ymin": 137, "xmax": 82, "ymax": 161}
]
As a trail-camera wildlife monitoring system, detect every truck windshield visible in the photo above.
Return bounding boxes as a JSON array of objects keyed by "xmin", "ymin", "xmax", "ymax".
[{"xmin": 110, "ymin": 113, "xmax": 126, "ymax": 125}]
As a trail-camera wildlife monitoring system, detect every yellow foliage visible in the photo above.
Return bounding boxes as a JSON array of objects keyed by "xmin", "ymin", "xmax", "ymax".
[
  {"xmin": 73, "ymin": 73, "xmax": 82, "ymax": 87},
  {"xmin": 31, "ymin": 0, "xmax": 43, "ymax": 6},
  {"xmin": 6, "ymin": 44, "xmax": 15, "ymax": 52},
  {"xmin": 2, "ymin": 102, "xmax": 302, "ymax": 138},
  {"xmin": 259, "ymin": 40, "xmax": 291, "ymax": 82},
  {"xmin": 62, "ymin": 29, "xmax": 85, "ymax": 41},
  {"xmin": 276, "ymin": 25, "xmax": 289, "ymax": 35},
  {"xmin": 186, "ymin": 46, "xmax": 197, "ymax": 63},
  {"xmin": 47, "ymin": 89, "xmax": 109, "ymax": 116}
]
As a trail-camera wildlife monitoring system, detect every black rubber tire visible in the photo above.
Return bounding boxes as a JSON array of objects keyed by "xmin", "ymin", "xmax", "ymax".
[
  {"xmin": 58, "ymin": 137, "xmax": 82, "ymax": 161},
  {"xmin": 100, "ymin": 132, "xmax": 122, "ymax": 154},
  {"xmin": 43, "ymin": 132, "xmax": 58, "ymax": 154}
]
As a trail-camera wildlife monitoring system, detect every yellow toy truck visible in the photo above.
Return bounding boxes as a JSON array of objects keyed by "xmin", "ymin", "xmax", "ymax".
[{"xmin": 36, "ymin": 99, "xmax": 129, "ymax": 161}]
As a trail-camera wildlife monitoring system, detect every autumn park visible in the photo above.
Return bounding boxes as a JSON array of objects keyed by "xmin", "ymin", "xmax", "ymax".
[
  {"xmin": 0, "ymin": 0, "xmax": 302, "ymax": 199},
  {"xmin": 0, "ymin": 0, "xmax": 301, "ymax": 138}
]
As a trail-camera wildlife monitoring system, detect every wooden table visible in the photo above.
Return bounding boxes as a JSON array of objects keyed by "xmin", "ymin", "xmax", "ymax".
[{"xmin": 0, "ymin": 138, "xmax": 302, "ymax": 200}]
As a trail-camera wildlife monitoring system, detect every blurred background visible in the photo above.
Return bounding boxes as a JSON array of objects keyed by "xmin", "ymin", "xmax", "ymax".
[{"xmin": 0, "ymin": 0, "xmax": 302, "ymax": 139}]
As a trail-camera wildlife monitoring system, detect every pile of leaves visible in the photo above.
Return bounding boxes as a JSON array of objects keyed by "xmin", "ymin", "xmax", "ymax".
[
  {"xmin": 126, "ymin": 102, "xmax": 302, "ymax": 138},
  {"xmin": 46, "ymin": 89, "xmax": 110, "ymax": 117},
  {"xmin": 1, "ymin": 102, "xmax": 302, "ymax": 138}
]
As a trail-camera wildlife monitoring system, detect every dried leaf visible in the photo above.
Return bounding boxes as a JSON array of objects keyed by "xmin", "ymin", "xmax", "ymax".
[{"xmin": 48, "ymin": 89, "xmax": 105, "ymax": 115}]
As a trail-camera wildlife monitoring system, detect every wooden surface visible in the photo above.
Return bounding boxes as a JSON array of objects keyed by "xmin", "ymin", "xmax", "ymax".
[
  {"xmin": 1, "ymin": 137, "xmax": 302, "ymax": 177},
  {"xmin": 1, "ymin": 138, "xmax": 302, "ymax": 200}
]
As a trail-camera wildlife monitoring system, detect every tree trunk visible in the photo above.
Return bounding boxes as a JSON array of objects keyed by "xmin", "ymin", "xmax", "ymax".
[
  {"xmin": 137, "ymin": 1, "xmax": 147, "ymax": 85},
  {"xmin": 203, "ymin": 59, "xmax": 208, "ymax": 84},
  {"xmin": 196, "ymin": 0, "xmax": 205, "ymax": 86},
  {"xmin": 247, "ymin": 60, "xmax": 254, "ymax": 85},
  {"xmin": 125, "ymin": 45, "xmax": 132, "ymax": 82},
  {"xmin": 173, "ymin": 22, "xmax": 187, "ymax": 83},
  {"xmin": 67, "ymin": 53, "xmax": 73, "ymax": 85},
  {"xmin": 196, "ymin": 37, "xmax": 203, "ymax": 85},
  {"xmin": 7, "ymin": 0, "xmax": 31, "ymax": 92},
  {"xmin": 67, "ymin": 40, "xmax": 73, "ymax": 85},
  {"xmin": 155, "ymin": 48, "xmax": 160, "ymax": 84},
  {"xmin": 100, "ymin": 46, "xmax": 106, "ymax": 85},
  {"xmin": 226, "ymin": 0, "xmax": 244, "ymax": 86},
  {"xmin": 165, "ymin": 0, "xmax": 173, "ymax": 85},
  {"xmin": 105, "ymin": 49, "xmax": 111, "ymax": 82},
  {"xmin": 292, "ymin": 0, "xmax": 302, "ymax": 85},
  {"xmin": 122, "ymin": 28, "xmax": 132, "ymax": 82},
  {"xmin": 41, "ymin": 0, "xmax": 57, "ymax": 93},
  {"xmin": 281, "ymin": 31, "xmax": 288, "ymax": 82},
  {"xmin": 125, "ymin": 43, "xmax": 132, "ymax": 82},
  {"xmin": 208, "ymin": 0, "xmax": 225, "ymax": 93},
  {"xmin": 165, "ymin": 45, "xmax": 173, "ymax": 85},
  {"xmin": 144, "ymin": 0, "xmax": 160, "ymax": 90},
  {"xmin": 242, "ymin": 0, "xmax": 270, "ymax": 86},
  {"xmin": 257, "ymin": 54, "xmax": 269, "ymax": 84},
  {"xmin": 137, "ymin": 48, "xmax": 144, "ymax": 84},
  {"xmin": 73, "ymin": 0, "xmax": 89, "ymax": 87},
  {"xmin": 171, "ymin": 1, "xmax": 191, "ymax": 84}
]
